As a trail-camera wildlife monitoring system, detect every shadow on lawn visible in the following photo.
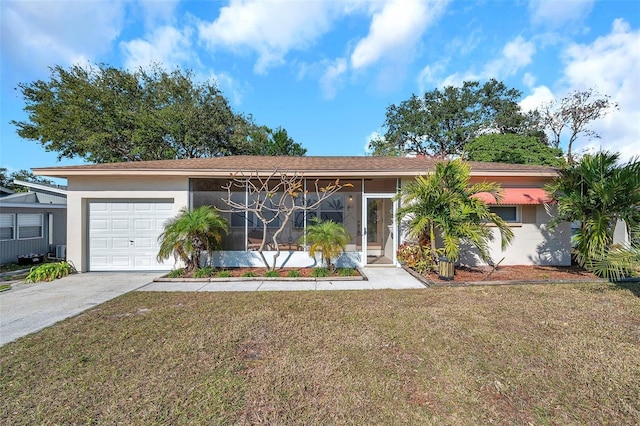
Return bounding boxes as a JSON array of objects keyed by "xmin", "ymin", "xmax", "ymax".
[{"xmin": 615, "ymin": 280, "xmax": 640, "ymax": 298}]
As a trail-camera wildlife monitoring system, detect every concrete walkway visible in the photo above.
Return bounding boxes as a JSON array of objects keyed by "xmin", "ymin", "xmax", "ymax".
[
  {"xmin": 138, "ymin": 266, "xmax": 426, "ymax": 292},
  {"xmin": 0, "ymin": 267, "xmax": 424, "ymax": 347}
]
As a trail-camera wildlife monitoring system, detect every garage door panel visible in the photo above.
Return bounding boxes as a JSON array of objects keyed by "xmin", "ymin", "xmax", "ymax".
[{"xmin": 89, "ymin": 201, "xmax": 174, "ymax": 271}]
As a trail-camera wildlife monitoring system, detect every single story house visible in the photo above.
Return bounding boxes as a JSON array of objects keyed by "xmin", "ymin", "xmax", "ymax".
[
  {"xmin": 0, "ymin": 180, "xmax": 67, "ymax": 264},
  {"xmin": 33, "ymin": 156, "xmax": 570, "ymax": 272}
]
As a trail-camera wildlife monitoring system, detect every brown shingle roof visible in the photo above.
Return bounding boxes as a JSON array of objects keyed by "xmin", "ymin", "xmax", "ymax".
[{"xmin": 33, "ymin": 156, "xmax": 558, "ymax": 178}]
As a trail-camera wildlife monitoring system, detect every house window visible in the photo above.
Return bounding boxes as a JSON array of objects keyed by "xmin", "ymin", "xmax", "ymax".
[
  {"xmin": 489, "ymin": 206, "xmax": 519, "ymax": 223},
  {"xmin": 320, "ymin": 195, "xmax": 345, "ymax": 223},
  {"xmin": 17, "ymin": 214, "xmax": 43, "ymax": 239},
  {"xmin": 0, "ymin": 214, "xmax": 14, "ymax": 240}
]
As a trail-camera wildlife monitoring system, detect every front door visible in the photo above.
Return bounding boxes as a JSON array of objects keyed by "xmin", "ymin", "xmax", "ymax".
[{"xmin": 363, "ymin": 196, "xmax": 395, "ymax": 265}]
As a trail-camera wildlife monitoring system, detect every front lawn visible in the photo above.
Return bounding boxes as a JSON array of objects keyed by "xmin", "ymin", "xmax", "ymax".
[{"xmin": 1, "ymin": 283, "xmax": 639, "ymax": 424}]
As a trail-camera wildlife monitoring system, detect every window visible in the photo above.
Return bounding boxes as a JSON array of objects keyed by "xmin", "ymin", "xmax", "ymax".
[
  {"xmin": 320, "ymin": 195, "xmax": 345, "ymax": 223},
  {"xmin": 0, "ymin": 214, "xmax": 14, "ymax": 240},
  {"xmin": 489, "ymin": 206, "xmax": 519, "ymax": 223},
  {"xmin": 17, "ymin": 214, "xmax": 43, "ymax": 239}
]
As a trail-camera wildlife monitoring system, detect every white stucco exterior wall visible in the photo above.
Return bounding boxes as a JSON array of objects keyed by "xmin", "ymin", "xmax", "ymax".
[
  {"xmin": 458, "ymin": 205, "xmax": 571, "ymax": 266},
  {"xmin": 66, "ymin": 176, "xmax": 189, "ymax": 272}
]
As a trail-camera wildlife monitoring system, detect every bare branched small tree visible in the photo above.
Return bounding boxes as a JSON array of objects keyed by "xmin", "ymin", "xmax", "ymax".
[
  {"xmin": 539, "ymin": 89, "xmax": 618, "ymax": 164},
  {"xmin": 220, "ymin": 170, "xmax": 352, "ymax": 270}
]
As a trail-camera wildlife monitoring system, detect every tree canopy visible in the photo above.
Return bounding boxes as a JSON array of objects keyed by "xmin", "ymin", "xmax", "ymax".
[
  {"xmin": 12, "ymin": 64, "xmax": 306, "ymax": 163},
  {"xmin": 372, "ymin": 79, "xmax": 529, "ymax": 158},
  {"xmin": 0, "ymin": 168, "xmax": 53, "ymax": 192},
  {"xmin": 464, "ymin": 134, "xmax": 564, "ymax": 166}
]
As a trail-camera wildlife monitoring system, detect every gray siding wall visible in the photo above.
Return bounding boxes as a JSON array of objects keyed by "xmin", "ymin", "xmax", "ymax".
[{"xmin": 0, "ymin": 207, "xmax": 67, "ymax": 264}]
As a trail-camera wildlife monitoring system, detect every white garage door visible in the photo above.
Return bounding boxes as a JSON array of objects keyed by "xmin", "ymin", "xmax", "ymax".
[{"xmin": 89, "ymin": 201, "xmax": 174, "ymax": 271}]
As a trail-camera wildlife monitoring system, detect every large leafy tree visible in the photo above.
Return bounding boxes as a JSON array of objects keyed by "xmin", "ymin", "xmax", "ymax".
[
  {"xmin": 12, "ymin": 64, "xmax": 306, "ymax": 163},
  {"xmin": 157, "ymin": 206, "xmax": 228, "ymax": 274},
  {"xmin": 0, "ymin": 168, "xmax": 54, "ymax": 192},
  {"xmin": 546, "ymin": 151, "xmax": 640, "ymax": 278},
  {"xmin": 465, "ymin": 134, "xmax": 564, "ymax": 166},
  {"xmin": 395, "ymin": 160, "xmax": 514, "ymax": 264},
  {"xmin": 374, "ymin": 79, "xmax": 527, "ymax": 158}
]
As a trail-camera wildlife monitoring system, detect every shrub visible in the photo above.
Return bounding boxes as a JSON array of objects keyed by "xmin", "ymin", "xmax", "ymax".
[
  {"xmin": 264, "ymin": 270, "xmax": 279, "ymax": 277},
  {"xmin": 337, "ymin": 268, "xmax": 356, "ymax": 277},
  {"xmin": 241, "ymin": 271, "xmax": 257, "ymax": 278},
  {"xmin": 193, "ymin": 267, "xmax": 215, "ymax": 278},
  {"xmin": 216, "ymin": 270, "xmax": 232, "ymax": 278},
  {"xmin": 396, "ymin": 242, "xmax": 439, "ymax": 274},
  {"xmin": 287, "ymin": 270, "xmax": 302, "ymax": 278},
  {"xmin": 167, "ymin": 268, "xmax": 184, "ymax": 278},
  {"xmin": 24, "ymin": 261, "xmax": 75, "ymax": 283},
  {"xmin": 311, "ymin": 267, "xmax": 330, "ymax": 277}
]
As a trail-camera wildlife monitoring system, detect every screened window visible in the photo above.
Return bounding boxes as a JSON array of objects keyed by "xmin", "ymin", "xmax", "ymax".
[
  {"xmin": 489, "ymin": 206, "xmax": 519, "ymax": 223},
  {"xmin": 17, "ymin": 214, "xmax": 43, "ymax": 239},
  {"xmin": 0, "ymin": 214, "xmax": 14, "ymax": 240}
]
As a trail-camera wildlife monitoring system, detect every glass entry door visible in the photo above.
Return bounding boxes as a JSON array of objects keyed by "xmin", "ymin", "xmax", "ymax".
[{"xmin": 363, "ymin": 196, "xmax": 395, "ymax": 265}]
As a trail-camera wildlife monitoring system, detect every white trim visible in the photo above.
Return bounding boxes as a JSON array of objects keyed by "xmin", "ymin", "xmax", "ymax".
[
  {"xmin": 0, "ymin": 202, "xmax": 66, "ymax": 209},
  {"xmin": 12, "ymin": 179, "xmax": 67, "ymax": 195}
]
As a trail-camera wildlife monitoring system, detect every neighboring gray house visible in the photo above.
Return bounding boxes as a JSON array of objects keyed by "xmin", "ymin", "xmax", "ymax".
[{"xmin": 0, "ymin": 180, "xmax": 67, "ymax": 264}]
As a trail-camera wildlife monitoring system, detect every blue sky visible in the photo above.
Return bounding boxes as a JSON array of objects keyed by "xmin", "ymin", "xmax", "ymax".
[{"xmin": 1, "ymin": 0, "xmax": 639, "ymax": 179}]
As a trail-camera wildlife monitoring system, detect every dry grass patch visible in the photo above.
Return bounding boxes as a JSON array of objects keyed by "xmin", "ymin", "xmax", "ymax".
[{"xmin": 1, "ymin": 282, "xmax": 639, "ymax": 424}]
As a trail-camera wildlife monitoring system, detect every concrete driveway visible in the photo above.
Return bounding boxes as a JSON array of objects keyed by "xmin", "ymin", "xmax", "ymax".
[{"xmin": 0, "ymin": 272, "xmax": 156, "ymax": 347}]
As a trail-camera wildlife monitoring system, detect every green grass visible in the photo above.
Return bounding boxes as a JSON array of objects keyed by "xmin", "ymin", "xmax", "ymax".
[
  {"xmin": 241, "ymin": 271, "xmax": 257, "ymax": 277},
  {"xmin": 1, "ymin": 282, "xmax": 639, "ymax": 424},
  {"xmin": 287, "ymin": 270, "xmax": 302, "ymax": 278},
  {"xmin": 0, "ymin": 262, "xmax": 30, "ymax": 273},
  {"xmin": 264, "ymin": 269, "xmax": 279, "ymax": 277},
  {"xmin": 216, "ymin": 270, "xmax": 232, "ymax": 278},
  {"xmin": 0, "ymin": 284, "xmax": 11, "ymax": 292}
]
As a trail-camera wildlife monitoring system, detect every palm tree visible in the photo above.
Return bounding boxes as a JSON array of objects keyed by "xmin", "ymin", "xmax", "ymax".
[
  {"xmin": 546, "ymin": 151, "xmax": 640, "ymax": 277},
  {"xmin": 301, "ymin": 218, "xmax": 351, "ymax": 271},
  {"xmin": 395, "ymin": 159, "xmax": 514, "ymax": 264},
  {"xmin": 157, "ymin": 206, "xmax": 228, "ymax": 273}
]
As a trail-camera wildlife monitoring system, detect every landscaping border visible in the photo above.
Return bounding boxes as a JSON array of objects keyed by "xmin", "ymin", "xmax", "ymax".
[{"xmin": 153, "ymin": 266, "xmax": 368, "ymax": 283}]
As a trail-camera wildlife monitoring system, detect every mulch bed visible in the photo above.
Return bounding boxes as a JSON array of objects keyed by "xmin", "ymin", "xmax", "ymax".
[
  {"xmin": 421, "ymin": 264, "xmax": 600, "ymax": 284},
  {"xmin": 179, "ymin": 267, "xmax": 361, "ymax": 279}
]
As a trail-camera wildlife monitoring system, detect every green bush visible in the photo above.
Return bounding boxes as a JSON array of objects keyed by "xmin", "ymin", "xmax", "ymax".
[
  {"xmin": 216, "ymin": 270, "xmax": 232, "ymax": 278},
  {"xmin": 311, "ymin": 267, "xmax": 329, "ymax": 277},
  {"xmin": 167, "ymin": 268, "xmax": 184, "ymax": 278},
  {"xmin": 337, "ymin": 268, "xmax": 356, "ymax": 277},
  {"xmin": 24, "ymin": 261, "xmax": 75, "ymax": 283},
  {"xmin": 264, "ymin": 270, "xmax": 279, "ymax": 277},
  {"xmin": 193, "ymin": 267, "xmax": 215, "ymax": 278},
  {"xmin": 241, "ymin": 271, "xmax": 257, "ymax": 278},
  {"xmin": 287, "ymin": 270, "xmax": 302, "ymax": 278}
]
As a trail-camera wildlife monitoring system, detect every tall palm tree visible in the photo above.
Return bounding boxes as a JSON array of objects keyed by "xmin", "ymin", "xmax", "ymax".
[
  {"xmin": 157, "ymin": 206, "xmax": 228, "ymax": 273},
  {"xmin": 395, "ymin": 159, "xmax": 514, "ymax": 264},
  {"xmin": 546, "ymin": 151, "xmax": 640, "ymax": 277},
  {"xmin": 301, "ymin": 218, "xmax": 351, "ymax": 271}
]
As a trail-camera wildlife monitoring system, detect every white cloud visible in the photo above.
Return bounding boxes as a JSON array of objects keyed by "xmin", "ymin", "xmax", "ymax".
[
  {"xmin": 1, "ymin": 0, "xmax": 125, "ymax": 76},
  {"xmin": 320, "ymin": 58, "xmax": 348, "ymax": 99},
  {"xmin": 519, "ymin": 85, "xmax": 555, "ymax": 112},
  {"xmin": 197, "ymin": 0, "xmax": 342, "ymax": 74},
  {"xmin": 528, "ymin": 0, "xmax": 594, "ymax": 29},
  {"xmin": 350, "ymin": 0, "xmax": 448, "ymax": 70},
  {"xmin": 434, "ymin": 35, "xmax": 536, "ymax": 88},
  {"xmin": 136, "ymin": 0, "xmax": 180, "ymax": 28},
  {"xmin": 560, "ymin": 19, "xmax": 640, "ymax": 161},
  {"xmin": 121, "ymin": 25, "xmax": 195, "ymax": 70},
  {"xmin": 483, "ymin": 36, "xmax": 537, "ymax": 80}
]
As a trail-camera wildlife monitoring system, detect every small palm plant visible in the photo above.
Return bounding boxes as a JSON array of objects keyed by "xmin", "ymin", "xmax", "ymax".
[
  {"xmin": 301, "ymin": 218, "xmax": 351, "ymax": 271},
  {"xmin": 157, "ymin": 206, "xmax": 228, "ymax": 274}
]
